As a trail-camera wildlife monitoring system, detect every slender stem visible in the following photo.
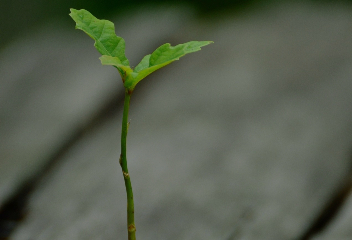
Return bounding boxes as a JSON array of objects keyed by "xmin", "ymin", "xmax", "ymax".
[{"xmin": 120, "ymin": 89, "xmax": 136, "ymax": 240}]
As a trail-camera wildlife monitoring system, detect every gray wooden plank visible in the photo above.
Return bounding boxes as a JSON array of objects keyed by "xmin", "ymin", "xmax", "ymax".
[
  {"xmin": 0, "ymin": 7, "xmax": 192, "ymax": 206},
  {"xmin": 9, "ymin": 2, "xmax": 352, "ymax": 240}
]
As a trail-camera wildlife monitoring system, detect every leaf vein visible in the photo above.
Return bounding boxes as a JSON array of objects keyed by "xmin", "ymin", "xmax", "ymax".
[
  {"xmin": 111, "ymin": 39, "xmax": 121, "ymax": 57},
  {"xmin": 97, "ymin": 21, "xmax": 106, "ymax": 42}
]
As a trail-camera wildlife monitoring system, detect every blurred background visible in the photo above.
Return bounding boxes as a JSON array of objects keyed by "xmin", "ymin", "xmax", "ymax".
[
  {"xmin": 2, "ymin": 0, "xmax": 350, "ymax": 49},
  {"xmin": 2, "ymin": 0, "xmax": 352, "ymax": 239},
  {"xmin": 1, "ymin": 0, "xmax": 273, "ymax": 47}
]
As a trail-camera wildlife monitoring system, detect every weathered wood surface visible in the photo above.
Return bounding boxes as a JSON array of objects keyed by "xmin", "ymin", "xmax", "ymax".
[{"xmin": 2, "ymin": 2, "xmax": 352, "ymax": 240}]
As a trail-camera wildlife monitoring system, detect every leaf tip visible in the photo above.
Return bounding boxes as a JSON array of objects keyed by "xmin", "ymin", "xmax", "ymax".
[
  {"xmin": 69, "ymin": 8, "xmax": 78, "ymax": 16},
  {"xmin": 201, "ymin": 41, "xmax": 214, "ymax": 46}
]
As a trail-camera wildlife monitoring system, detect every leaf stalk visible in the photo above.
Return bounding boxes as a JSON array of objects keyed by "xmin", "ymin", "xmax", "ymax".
[{"xmin": 120, "ymin": 89, "xmax": 136, "ymax": 240}]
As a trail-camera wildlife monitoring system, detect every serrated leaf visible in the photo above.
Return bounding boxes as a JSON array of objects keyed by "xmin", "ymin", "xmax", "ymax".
[
  {"xmin": 69, "ymin": 8, "xmax": 129, "ymax": 66},
  {"xmin": 125, "ymin": 41, "xmax": 213, "ymax": 90},
  {"xmin": 70, "ymin": 9, "xmax": 213, "ymax": 90}
]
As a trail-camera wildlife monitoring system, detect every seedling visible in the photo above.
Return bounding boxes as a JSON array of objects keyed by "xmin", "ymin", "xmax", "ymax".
[{"xmin": 70, "ymin": 8, "xmax": 213, "ymax": 240}]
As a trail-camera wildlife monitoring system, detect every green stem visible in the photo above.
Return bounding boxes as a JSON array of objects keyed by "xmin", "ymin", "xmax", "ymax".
[{"xmin": 120, "ymin": 89, "xmax": 136, "ymax": 240}]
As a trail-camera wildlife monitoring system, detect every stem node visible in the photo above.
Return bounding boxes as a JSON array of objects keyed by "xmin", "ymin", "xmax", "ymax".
[
  {"xmin": 123, "ymin": 171, "xmax": 130, "ymax": 179},
  {"xmin": 128, "ymin": 224, "xmax": 136, "ymax": 233}
]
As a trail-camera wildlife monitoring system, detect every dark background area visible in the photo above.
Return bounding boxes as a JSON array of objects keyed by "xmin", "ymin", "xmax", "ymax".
[{"xmin": 0, "ymin": 0, "xmax": 350, "ymax": 50}]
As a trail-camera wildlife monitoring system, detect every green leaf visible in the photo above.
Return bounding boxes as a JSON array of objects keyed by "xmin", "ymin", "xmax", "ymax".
[
  {"xmin": 69, "ymin": 8, "xmax": 129, "ymax": 66},
  {"xmin": 70, "ymin": 9, "xmax": 213, "ymax": 90},
  {"xmin": 126, "ymin": 41, "xmax": 213, "ymax": 90}
]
